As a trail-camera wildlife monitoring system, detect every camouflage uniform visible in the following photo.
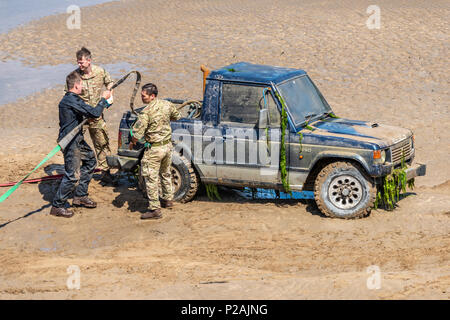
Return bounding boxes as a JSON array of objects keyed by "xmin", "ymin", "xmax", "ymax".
[
  {"xmin": 67, "ymin": 64, "xmax": 114, "ymax": 171},
  {"xmin": 131, "ymin": 98, "xmax": 181, "ymax": 210}
]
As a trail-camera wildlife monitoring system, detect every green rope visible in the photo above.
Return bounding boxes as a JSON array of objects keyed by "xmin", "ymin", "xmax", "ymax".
[{"xmin": 0, "ymin": 145, "xmax": 61, "ymax": 203}]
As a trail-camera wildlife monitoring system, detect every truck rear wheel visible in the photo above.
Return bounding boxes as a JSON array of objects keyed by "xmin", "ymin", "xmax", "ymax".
[
  {"xmin": 171, "ymin": 153, "xmax": 199, "ymax": 203},
  {"xmin": 314, "ymin": 161, "xmax": 376, "ymax": 219},
  {"xmin": 137, "ymin": 153, "xmax": 199, "ymax": 203}
]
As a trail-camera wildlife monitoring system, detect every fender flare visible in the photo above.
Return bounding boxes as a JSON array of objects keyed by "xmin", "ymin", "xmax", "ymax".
[
  {"xmin": 172, "ymin": 142, "xmax": 205, "ymax": 178},
  {"xmin": 309, "ymin": 151, "xmax": 372, "ymax": 175}
]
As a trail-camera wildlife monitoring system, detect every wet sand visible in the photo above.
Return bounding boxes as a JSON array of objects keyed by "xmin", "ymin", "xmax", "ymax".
[{"xmin": 0, "ymin": 0, "xmax": 449, "ymax": 299}]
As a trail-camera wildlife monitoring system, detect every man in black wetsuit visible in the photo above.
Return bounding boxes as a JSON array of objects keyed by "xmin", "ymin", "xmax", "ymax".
[{"xmin": 50, "ymin": 71, "xmax": 112, "ymax": 218}]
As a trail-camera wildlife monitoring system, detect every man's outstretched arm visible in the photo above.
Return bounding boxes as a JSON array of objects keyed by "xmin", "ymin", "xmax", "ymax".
[{"xmin": 73, "ymin": 90, "xmax": 112, "ymax": 118}]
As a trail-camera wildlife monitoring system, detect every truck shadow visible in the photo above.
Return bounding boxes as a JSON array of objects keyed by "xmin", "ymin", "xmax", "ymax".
[
  {"xmin": 195, "ymin": 187, "xmax": 327, "ymax": 217},
  {"xmin": 112, "ymin": 186, "xmax": 148, "ymax": 213},
  {"xmin": 109, "ymin": 173, "xmax": 148, "ymax": 213}
]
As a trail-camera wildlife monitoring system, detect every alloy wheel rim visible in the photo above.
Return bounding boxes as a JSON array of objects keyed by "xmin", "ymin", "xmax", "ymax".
[{"xmin": 328, "ymin": 175, "xmax": 363, "ymax": 210}]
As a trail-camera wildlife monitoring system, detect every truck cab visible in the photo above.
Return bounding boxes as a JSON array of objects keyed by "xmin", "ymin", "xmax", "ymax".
[{"xmin": 108, "ymin": 62, "xmax": 426, "ymax": 219}]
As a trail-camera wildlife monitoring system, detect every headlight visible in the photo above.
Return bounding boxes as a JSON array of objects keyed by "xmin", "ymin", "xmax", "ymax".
[{"xmin": 373, "ymin": 150, "xmax": 386, "ymax": 164}]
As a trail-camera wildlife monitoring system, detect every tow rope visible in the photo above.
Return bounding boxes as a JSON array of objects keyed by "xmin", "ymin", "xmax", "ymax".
[
  {"xmin": 111, "ymin": 70, "xmax": 141, "ymax": 115},
  {"xmin": 0, "ymin": 70, "xmax": 142, "ymax": 203},
  {"xmin": 0, "ymin": 169, "xmax": 103, "ymax": 188},
  {"xmin": 0, "ymin": 145, "xmax": 61, "ymax": 203}
]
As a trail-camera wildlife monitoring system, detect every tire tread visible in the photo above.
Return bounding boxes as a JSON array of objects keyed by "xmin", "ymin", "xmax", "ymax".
[{"xmin": 314, "ymin": 161, "xmax": 376, "ymax": 219}]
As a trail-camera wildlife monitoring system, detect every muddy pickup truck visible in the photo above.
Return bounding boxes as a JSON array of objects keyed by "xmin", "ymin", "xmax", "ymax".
[{"xmin": 107, "ymin": 62, "xmax": 426, "ymax": 219}]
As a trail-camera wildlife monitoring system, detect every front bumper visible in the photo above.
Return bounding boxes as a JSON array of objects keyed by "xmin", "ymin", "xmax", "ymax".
[
  {"xmin": 374, "ymin": 162, "xmax": 426, "ymax": 179},
  {"xmin": 404, "ymin": 163, "xmax": 427, "ymax": 180}
]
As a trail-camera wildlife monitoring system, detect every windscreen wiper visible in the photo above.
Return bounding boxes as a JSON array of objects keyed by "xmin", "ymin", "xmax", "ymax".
[{"xmin": 304, "ymin": 113, "xmax": 317, "ymax": 123}]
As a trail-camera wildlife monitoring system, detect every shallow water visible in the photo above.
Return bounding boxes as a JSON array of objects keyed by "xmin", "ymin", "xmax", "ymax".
[
  {"xmin": 0, "ymin": 60, "xmax": 136, "ymax": 105},
  {"xmin": 0, "ymin": 0, "xmax": 114, "ymax": 34}
]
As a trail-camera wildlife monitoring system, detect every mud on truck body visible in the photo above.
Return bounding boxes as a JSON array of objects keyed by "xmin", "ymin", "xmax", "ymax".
[{"xmin": 107, "ymin": 62, "xmax": 426, "ymax": 219}]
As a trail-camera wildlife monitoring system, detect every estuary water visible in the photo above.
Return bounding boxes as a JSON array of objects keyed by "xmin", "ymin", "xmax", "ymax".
[
  {"xmin": 0, "ymin": 60, "xmax": 135, "ymax": 105},
  {"xmin": 0, "ymin": 0, "xmax": 113, "ymax": 34}
]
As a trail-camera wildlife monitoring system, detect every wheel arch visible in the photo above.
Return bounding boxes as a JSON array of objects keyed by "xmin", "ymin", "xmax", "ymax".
[
  {"xmin": 172, "ymin": 142, "xmax": 204, "ymax": 181},
  {"xmin": 303, "ymin": 153, "xmax": 371, "ymax": 191},
  {"xmin": 170, "ymin": 150, "xmax": 200, "ymax": 203}
]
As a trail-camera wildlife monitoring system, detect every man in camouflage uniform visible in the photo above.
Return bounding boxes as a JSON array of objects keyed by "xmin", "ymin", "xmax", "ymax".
[
  {"xmin": 69, "ymin": 47, "xmax": 114, "ymax": 183},
  {"xmin": 130, "ymin": 83, "xmax": 181, "ymax": 220}
]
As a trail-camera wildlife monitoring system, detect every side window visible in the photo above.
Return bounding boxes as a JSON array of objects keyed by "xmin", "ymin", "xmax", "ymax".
[
  {"xmin": 221, "ymin": 84, "xmax": 262, "ymax": 126},
  {"xmin": 266, "ymin": 93, "xmax": 281, "ymax": 128}
]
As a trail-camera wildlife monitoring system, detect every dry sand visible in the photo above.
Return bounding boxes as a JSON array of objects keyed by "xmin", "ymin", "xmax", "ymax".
[{"xmin": 0, "ymin": 0, "xmax": 449, "ymax": 299}]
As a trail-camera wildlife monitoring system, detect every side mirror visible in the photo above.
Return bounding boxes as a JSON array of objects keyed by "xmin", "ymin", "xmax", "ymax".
[{"xmin": 258, "ymin": 109, "xmax": 269, "ymax": 129}]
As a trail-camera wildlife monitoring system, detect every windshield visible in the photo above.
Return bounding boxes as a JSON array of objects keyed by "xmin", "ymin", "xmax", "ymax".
[{"xmin": 277, "ymin": 75, "xmax": 331, "ymax": 127}]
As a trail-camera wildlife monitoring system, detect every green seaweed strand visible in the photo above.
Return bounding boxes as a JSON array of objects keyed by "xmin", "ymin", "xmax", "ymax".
[
  {"xmin": 297, "ymin": 132, "xmax": 303, "ymax": 154},
  {"xmin": 304, "ymin": 122, "xmax": 315, "ymax": 131},
  {"xmin": 321, "ymin": 112, "xmax": 340, "ymax": 122},
  {"xmin": 297, "ymin": 120, "xmax": 314, "ymax": 158},
  {"xmin": 205, "ymin": 184, "xmax": 221, "ymax": 201},
  {"xmin": 328, "ymin": 113, "xmax": 339, "ymax": 118},
  {"xmin": 275, "ymin": 92, "xmax": 291, "ymax": 194},
  {"xmin": 374, "ymin": 152, "xmax": 414, "ymax": 210},
  {"xmin": 131, "ymin": 165, "xmax": 140, "ymax": 183}
]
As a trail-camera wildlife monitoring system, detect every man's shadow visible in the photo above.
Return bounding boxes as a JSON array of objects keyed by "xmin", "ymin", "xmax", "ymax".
[
  {"xmin": 0, "ymin": 164, "xmax": 63, "ymax": 229},
  {"xmin": 111, "ymin": 173, "xmax": 148, "ymax": 213},
  {"xmin": 44, "ymin": 163, "xmax": 65, "ymax": 176}
]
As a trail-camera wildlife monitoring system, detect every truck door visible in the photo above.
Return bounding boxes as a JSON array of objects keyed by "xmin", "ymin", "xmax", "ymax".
[{"xmin": 215, "ymin": 83, "xmax": 283, "ymax": 187}]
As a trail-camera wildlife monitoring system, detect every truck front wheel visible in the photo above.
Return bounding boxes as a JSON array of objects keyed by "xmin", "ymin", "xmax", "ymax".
[{"xmin": 314, "ymin": 161, "xmax": 376, "ymax": 219}]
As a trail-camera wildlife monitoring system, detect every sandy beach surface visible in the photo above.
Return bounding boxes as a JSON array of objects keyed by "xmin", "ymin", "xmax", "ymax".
[{"xmin": 0, "ymin": 0, "xmax": 449, "ymax": 299}]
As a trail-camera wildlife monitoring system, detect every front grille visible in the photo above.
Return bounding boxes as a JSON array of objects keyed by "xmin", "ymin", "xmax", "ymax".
[{"xmin": 390, "ymin": 138, "xmax": 412, "ymax": 164}]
